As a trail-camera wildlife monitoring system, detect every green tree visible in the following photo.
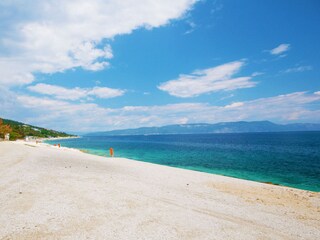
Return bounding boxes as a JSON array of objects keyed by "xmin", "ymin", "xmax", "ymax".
[
  {"xmin": 9, "ymin": 132, "xmax": 22, "ymax": 141},
  {"xmin": 0, "ymin": 119, "xmax": 13, "ymax": 139}
]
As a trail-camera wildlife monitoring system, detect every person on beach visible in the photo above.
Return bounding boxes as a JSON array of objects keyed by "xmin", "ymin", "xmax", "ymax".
[{"xmin": 109, "ymin": 148, "xmax": 114, "ymax": 157}]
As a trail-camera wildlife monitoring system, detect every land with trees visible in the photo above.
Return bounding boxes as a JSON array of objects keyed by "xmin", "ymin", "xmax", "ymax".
[{"xmin": 0, "ymin": 118, "xmax": 74, "ymax": 140}]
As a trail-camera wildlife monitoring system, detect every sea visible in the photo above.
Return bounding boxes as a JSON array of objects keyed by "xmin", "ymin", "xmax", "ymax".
[{"xmin": 46, "ymin": 132, "xmax": 320, "ymax": 192}]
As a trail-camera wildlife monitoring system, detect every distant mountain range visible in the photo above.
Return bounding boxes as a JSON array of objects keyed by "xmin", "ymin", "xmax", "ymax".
[{"xmin": 86, "ymin": 121, "xmax": 320, "ymax": 136}]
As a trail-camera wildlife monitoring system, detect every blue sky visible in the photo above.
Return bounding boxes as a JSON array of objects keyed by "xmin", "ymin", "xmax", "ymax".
[{"xmin": 0, "ymin": 0, "xmax": 319, "ymax": 132}]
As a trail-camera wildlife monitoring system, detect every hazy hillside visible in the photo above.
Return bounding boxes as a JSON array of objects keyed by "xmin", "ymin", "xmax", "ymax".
[
  {"xmin": 86, "ymin": 121, "xmax": 320, "ymax": 136},
  {"xmin": 1, "ymin": 118, "xmax": 74, "ymax": 140}
]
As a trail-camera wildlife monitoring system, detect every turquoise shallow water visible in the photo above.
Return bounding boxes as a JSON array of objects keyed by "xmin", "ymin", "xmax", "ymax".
[{"xmin": 46, "ymin": 132, "xmax": 320, "ymax": 191}]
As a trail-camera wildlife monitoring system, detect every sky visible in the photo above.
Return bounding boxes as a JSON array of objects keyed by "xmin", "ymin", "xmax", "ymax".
[{"xmin": 0, "ymin": 0, "xmax": 320, "ymax": 133}]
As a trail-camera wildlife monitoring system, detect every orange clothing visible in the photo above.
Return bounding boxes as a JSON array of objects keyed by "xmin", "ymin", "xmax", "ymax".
[{"xmin": 109, "ymin": 148, "xmax": 114, "ymax": 157}]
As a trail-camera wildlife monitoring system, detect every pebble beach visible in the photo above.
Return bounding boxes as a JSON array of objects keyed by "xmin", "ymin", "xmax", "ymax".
[{"xmin": 0, "ymin": 141, "xmax": 319, "ymax": 239}]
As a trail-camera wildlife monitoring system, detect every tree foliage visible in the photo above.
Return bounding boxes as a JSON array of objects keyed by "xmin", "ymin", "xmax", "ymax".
[
  {"xmin": 0, "ymin": 119, "xmax": 12, "ymax": 139},
  {"xmin": 0, "ymin": 118, "xmax": 74, "ymax": 140}
]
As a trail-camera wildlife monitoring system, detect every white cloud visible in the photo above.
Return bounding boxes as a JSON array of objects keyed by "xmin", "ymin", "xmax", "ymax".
[
  {"xmin": 89, "ymin": 87, "xmax": 125, "ymax": 99},
  {"xmin": 2, "ymin": 91, "xmax": 318, "ymax": 132},
  {"xmin": 27, "ymin": 83, "xmax": 125, "ymax": 100},
  {"xmin": 0, "ymin": 0, "xmax": 197, "ymax": 86},
  {"xmin": 224, "ymin": 102, "xmax": 244, "ymax": 108},
  {"xmin": 158, "ymin": 61, "xmax": 257, "ymax": 97},
  {"xmin": 283, "ymin": 65, "xmax": 312, "ymax": 73},
  {"xmin": 251, "ymin": 72, "xmax": 264, "ymax": 77},
  {"xmin": 184, "ymin": 20, "xmax": 197, "ymax": 34},
  {"xmin": 269, "ymin": 44, "xmax": 290, "ymax": 55}
]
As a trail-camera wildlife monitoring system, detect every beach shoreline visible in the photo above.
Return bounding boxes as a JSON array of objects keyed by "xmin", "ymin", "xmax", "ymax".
[
  {"xmin": 43, "ymin": 136, "xmax": 320, "ymax": 192},
  {"xmin": 1, "ymin": 141, "xmax": 319, "ymax": 239},
  {"xmin": 33, "ymin": 136, "xmax": 81, "ymax": 142},
  {"xmin": 37, "ymin": 140, "xmax": 312, "ymax": 191}
]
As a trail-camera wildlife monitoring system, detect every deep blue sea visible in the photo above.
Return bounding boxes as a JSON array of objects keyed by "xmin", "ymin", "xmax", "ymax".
[{"xmin": 46, "ymin": 132, "xmax": 320, "ymax": 192}]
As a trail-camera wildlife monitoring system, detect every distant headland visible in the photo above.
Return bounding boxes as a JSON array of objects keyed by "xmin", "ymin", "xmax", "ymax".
[{"xmin": 86, "ymin": 121, "xmax": 320, "ymax": 136}]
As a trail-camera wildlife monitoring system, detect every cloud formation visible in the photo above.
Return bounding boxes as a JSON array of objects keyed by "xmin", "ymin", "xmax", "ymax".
[
  {"xmin": 0, "ymin": 0, "xmax": 197, "ymax": 86},
  {"xmin": 158, "ymin": 61, "xmax": 256, "ymax": 97},
  {"xmin": 269, "ymin": 43, "xmax": 290, "ymax": 55},
  {"xmin": 283, "ymin": 65, "xmax": 313, "ymax": 73},
  {"xmin": 2, "ymin": 91, "xmax": 318, "ymax": 132},
  {"xmin": 27, "ymin": 84, "xmax": 125, "ymax": 100}
]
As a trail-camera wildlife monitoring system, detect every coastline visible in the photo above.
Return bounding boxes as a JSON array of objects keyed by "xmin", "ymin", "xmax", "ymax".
[
  {"xmin": 1, "ymin": 141, "xmax": 319, "ymax": 239},
  {"xmin": 41, "ymin": 136, "xmax": 81, "ymax": 141},
  {"xmin": 44, "ymin": 140, "xmax": 310, "ymax": 192},
  {"xmin": 25, "ymin": 140, "xmax": 316, "ymax": 191},
  {"xmin": 44, "ymin": 136, "xmax": 320, "ymax": 192}
]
